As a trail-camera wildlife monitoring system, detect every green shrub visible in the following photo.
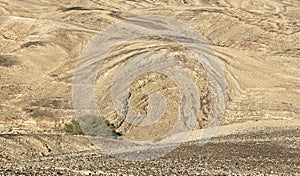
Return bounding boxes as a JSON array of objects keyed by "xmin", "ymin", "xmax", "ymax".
[
  {"xmin": 63, "ymin": 120, "xmax": 84, "ymax": 135},
  {"xmin": 78, "ymin": 115, "xmax": 121, "ymax": 138},
  {"xmin": 64, "ymin": 116, "xmax": 121, "ymax": 139},
  {"xmin": 153, "ymin": 137, "xmax": 163, "ymax": 143}
]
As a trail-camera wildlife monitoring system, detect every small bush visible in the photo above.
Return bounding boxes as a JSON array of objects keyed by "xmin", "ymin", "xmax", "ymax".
[
  {"xmin": 63, "ymin": 120, "xmax": 84, "ymax": 135},
  {"xmin": 153, "ymin": 137, "xmax": 163, "ymax": 143},
  {"xmin": 78, "ymin": 115, "xmax": 121, "ymax": 138},
  {"xmin": 64, "ymin": 116, "xmax": 121, "ymax": 139}
]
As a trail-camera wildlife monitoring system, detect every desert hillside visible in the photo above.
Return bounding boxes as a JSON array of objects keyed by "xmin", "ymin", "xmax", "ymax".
[
  {"xmin": 1, "ymin": 0, "xmax": 299, "ymax": 136},
  {"xmin": 0, "ymin": 0, "xmax": 299, "ymax": 174}
]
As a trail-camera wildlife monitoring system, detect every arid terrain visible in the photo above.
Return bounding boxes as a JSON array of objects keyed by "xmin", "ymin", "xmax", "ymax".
[
  {"xmin": 1, "ymin": 125, "xmax": 300, "ymax": 175},
  {"xmin": 0, "ymin": 0, "xmax": 300, "ymax": 175}
]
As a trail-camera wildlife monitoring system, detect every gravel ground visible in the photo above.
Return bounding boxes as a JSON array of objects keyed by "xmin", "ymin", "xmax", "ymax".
[{"xmin": 0, "ymin": 126, "xmax": 299, "ymax": 175}]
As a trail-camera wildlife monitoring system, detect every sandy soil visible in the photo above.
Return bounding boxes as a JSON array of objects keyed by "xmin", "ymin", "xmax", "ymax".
[
  {"xmin": 0, "ymin": 119, "xmax": 299, "ymax": 175},
  {"xmin": 0, "ymin": 0, "xmax": 299, "ymax": 175},
  {"xmin": 0, "ymin": 124, "xmax": 299, "ymax": 175}
]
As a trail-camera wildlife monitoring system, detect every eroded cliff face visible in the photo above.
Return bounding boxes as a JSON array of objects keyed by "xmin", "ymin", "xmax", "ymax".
[{"xmin": 0, "ymin": 0, "xmax": 299, "ymax": 138}]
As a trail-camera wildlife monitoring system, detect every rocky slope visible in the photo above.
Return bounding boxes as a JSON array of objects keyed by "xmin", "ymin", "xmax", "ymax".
[{"xmin": 1, "ymin": 126, "xmax": 299, "ymax": 175}]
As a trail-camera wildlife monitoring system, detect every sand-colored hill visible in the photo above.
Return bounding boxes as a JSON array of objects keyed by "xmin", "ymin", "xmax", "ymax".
[
  {"xmin": 0, "ymin": 0, "xmax": 299, "ymax": 136},
  {"xmin": 0, "ymin": 0, "xmax": 300, "ymax": 174}
]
